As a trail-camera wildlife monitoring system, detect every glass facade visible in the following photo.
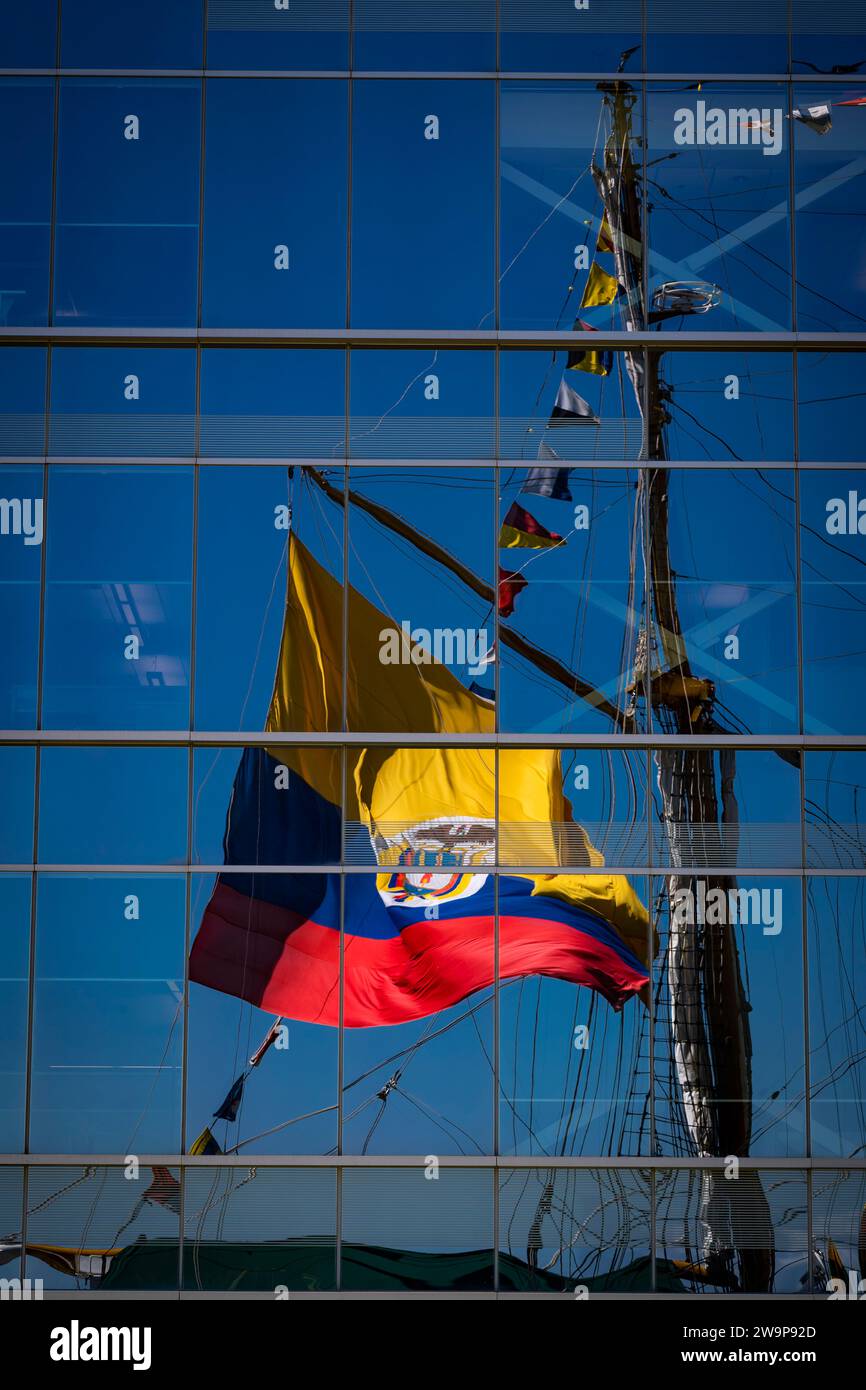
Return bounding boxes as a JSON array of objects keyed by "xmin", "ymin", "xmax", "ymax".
[{"xmin": 1, "ymin": 2, "xmax": 865, "ymax": 1300}]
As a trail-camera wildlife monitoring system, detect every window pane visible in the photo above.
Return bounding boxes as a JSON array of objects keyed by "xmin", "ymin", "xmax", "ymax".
[
  {"xmin": 653, "ymin": 351, "xmax": 794, "ymax": 462},
  {"xmin": 0, "ymin": 346, "xmax": 46, "ymax": 457},
  {"xmin": 181, "ymin": 1168, "xmax": 336, "ymax": 1292},
  {"xmin": 0, "ymin": 464, "xmax": 42, "ymax": 728},
  {"xmin": 499, "ymin": 464, "xmax": 644, "ymax": 735},
  {"xmin": 655, "ymin": 1168, "xmax": 808, "ymax": 1294},
  {"xmin": 349, "ymin": 349, "xmax": 494, "ymax": 459},
  {"xmin": 808, "ymin": 877, "xmax": 866, "ymax": 1157},
  {"xmin": 646, "ymin": 0, "xmax": 788, "ymax": 73},
  {"xmin": 805, "ymin": 751, "xmax": 866, "ymax": 868},
  {"xmin": 199, "ymin": 348, "xmax": 345, "ymax": 458},
  {"xmin": 340, "ymin": 1168, "xmax": 494, "ymax": 1291},
  {"xmin": 60, "ymin": 0, "xmax": 204, "ymax": 68},
  {"xmin": 648, "ymin": 469, "xmax": 799, "ymax": 736},
  {"xmin": 0, "ymin": 1, "xmax": 56, "ymax": 67},
  {"xmin": 38, "ymin": 747, "xmax": 188, "ymax": 865},
  {"xmin": 812, "ymin": 1171, "xmax": 866, "ymax": 1295},
  {"xmin": 801, "ymin": 469, "xmax": 866, "ymax": 734},
  {"xmin": 188, "ymin": 871, "xmax": 339, "ymax": 1155},
  {"xmin": 498, "ymin": 1168, "xmax": 651, "ymax": 1293},
  {"xmin": 0, "ymin": 876, "xmax": 30, "ymax": 1152},
  {"xmin": 653, "ymin": 875, "xmax": 805, "ymax": 1158},
  {"xmin": 500, "ymin": 0, "xmax": 641, "ymax": 74},
  {"xmin": 499, "ymin": 877, "xmax": 651, "ymax": 1158},
  {"xmin": 0, "ymin": 747, "xmax": 35, "ymax": 864},
  {"xmin": 500, "ymin": 349, "xmax": 645, "ymax": 461},
  {"xmin": 202, "ymin": 79, "xmax": 347, "ymax": 329},
  {"xmin": 25, "ymin": 1165, "xmax": 180, "ymax": 1290},
  {"xmin": 794, "ymin": 86, "xmax": 866, "ymax": 334},
  {"xmin": 206, "ymin": 0, "xmax": 349, "ymax": 71},
  {"xmin": 54, "ymin": 79, "xmax": 200, "ymax": 328},
  {"xmin": 647, "ymin": 84, "xmax": 792, "ymax": 333},
  {"xmin": 42, "ymin": 466, "xmax": 193, "ymax": 729},
  {"xmin": 0, "ymin": 1167, "xmax": 23, "ymax": 1288},
  {"xmin": 792, "ymin": 0, "xmax": 866, "ymax": 77},
  {"xmin": 194, "ymin": 464, "xmax": 344, "ymax": 729},
  {"xmin": 651, "ymin": 748, "xmax": 802, "ymax": 870},
  {"xmin": 193, "ymin": 746, "xmax": 341, "ymax": 866},
  {"xmin": 798, "ymin": 351, "xmax": 866, "ymax": 462},
  {"xmin": 48, "ymin": 347, "xmax": 196, "ymax": 458},
  {"xmin": 499, "ymin": 748, "xmax": 648, "ymax": 867},
  {"xmin": 500, "ymin": 81, "xmax": 642, "ymax": 332},
  {"xmin": 350, "ymin": 80, "xmax": 494, "ymax": 329},
  {"xmin": 0, "ymin": 79, "xmax": 53, "ymax": 328},
  {"xmin": 31, "ymin": 874, "xmax": 185, "ymax": 1153},
  {"xmin": 353, "ymin": 0, "xmax": 495, "ymax": 70}
]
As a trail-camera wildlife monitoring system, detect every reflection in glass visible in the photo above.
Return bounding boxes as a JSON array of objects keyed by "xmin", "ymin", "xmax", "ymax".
[
  {"xmin": 206, "ymin": 0, "xmax": 349, "ymax": 72},
  {"xmin": 53, "ymin": 79, "xmax": 200, "ymax": 328},
  {"xmin": 0, "ymin": 79, "xmax": 53, "ymax": 327},
  {"xmin": 798, "ymin": 352, "xmax": 866, "ymax": 462},
  {"xmin": 0, "ymin": 347, "xmax": 46, "ymax": 456},
  {"xmin": 498, "ymin": 1168, "xmax": 651, "ymax": 1292},
  {"xmin": 655, "ymin": 1168, "xmax": 808, "ymax": 1294},
  {"xmin": 24, "ymin": 1166, "xmax": 180, "ymax": 1291},
  {"xmin": 653, "ymin": 875, "xmax": 805, "ymax": 1158},
  {"xmin": 498, "ymin": 465, "xmax": 645, "ymax": 735},
  {"xmin": 42, "ymin": 467, "xmax": 193, "ymax": 730},
  {"xmin": 0, "ymin": 1, "xmax": 56, "ymax": 66},
  {"xmin": 193, "ymin": 746, "xmax": 341, "ymax": 866},
  {"xmin": 499, "ymin": 748, "xmax": 648, "ymax": 868},
  {"xmin": 647, "ymin": 84, "xmax": 792, "ymax": 333},
  {"xmin": 499, "ymin": 0, "xmax": 641, "ymax": 75},
  {"xmin": 811, "ymin": 1170, "xmax": 866, "ymax": 1295},
  {"xmin": 0, "ymin": 1167, "xmax": 23, "ymax": 1288},
  {"xmin": 199, "ymin": 349, "xmax": 346, "ymax": 459},
  {"xmin": 654, "ymin": 351, "xmax": 794, "ymax": 462},
  {"xmin": 646, "ymin": 1, "xmax": 788, "ymax": 74},
  {"xmin": 181, "ymin": 1168, "xmax": 336, "ymax": 1292},
  {"xmin": 353, "ymin": 0, "xmax": 495, "ymax": 70},
  {"xmin": 0, "ymin": 747, "xmax": 35, "ymax": 865},
  {"xmin": 500, "ymin": 82, "xmax": 642, "ymax": 331},
  {"xmin": 0, "ymin": 877, "xmax": 30, "ymax": 1152},
  {"xmin": 31, "ymin": 875, "xmax": 185, "ymax": 1153},
  {"xmin": 647, "ymin": 469, "xmax": 798, "ymax": 736},
  {"xmin": 38, "ymin": 747, "xmax": 188, "ymax": 865},
  {"xmin": 48, "ymin": 347, "xmax": 196, "ymax": 458},
  {"xmin": 808, "ymin": 878, "xmax": 866, "ymax": 1158},
  {"xmin": 202, "ymin": 79, "xmax": 347, "ymax": 329},
  {"xmin": 340, "ymin": 1168, "xmax": 494, "ymax": 1292},
  {"xmin": 500, "ymin": 350, "xmax": 645, "ymax": 461},
  {"xmin": 651, "ymin": 748, "xmax": 802, "ymax": 869},
  {"xmin": 348, "ymin": 350, "xmax": 494, "ymax": 459},
  {"xmin": 350, "ymin": 80, "xmax": 494, "ymax": 329},
  {"xmin": 60, "ymin": 0, "xmax": 203, "ymax": 68},
  {"xmin": 794, "ymin": 87, "xmax": 866, "ymax": 333},
  {"xmin": 800, "ymin": 469, "xmax": 866, "ymax": 735},
  {"xmin": 792, "ymin": 1, "xmax": 866, "ymax": 81},
  {"xmin": 0, "ymin": 465, "xmax": 42, "ymax": 728},
  {"xmin": 806, "ymin": 751, "xmax": 866, "ymax": 868}
]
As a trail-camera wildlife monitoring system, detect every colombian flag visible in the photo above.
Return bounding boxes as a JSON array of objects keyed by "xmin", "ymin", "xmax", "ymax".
[{"xmin": 189, "ymin": 536, "xmax": 649, "ymax": 1027}]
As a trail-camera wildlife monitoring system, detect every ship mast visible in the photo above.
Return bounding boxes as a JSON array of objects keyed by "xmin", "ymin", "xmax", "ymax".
[{"xmin": 596, "ymin": 71, "xmax": 774, "ymax": 1291}]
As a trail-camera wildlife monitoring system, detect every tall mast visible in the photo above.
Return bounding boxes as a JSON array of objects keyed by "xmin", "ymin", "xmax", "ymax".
[{"xmin": 596, "ymin": 73, "xmax": 774, "ymax": 1291}]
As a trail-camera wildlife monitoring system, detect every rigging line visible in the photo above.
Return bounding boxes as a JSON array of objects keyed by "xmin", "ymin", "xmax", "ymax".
[
  {"xmin": 330, "ymin": 349, "xmax": 439, "ymax": 457},
  {"xmin": 395, "ymin": 1086, "xmax": 485, "ymax": 1156},
  {"xmin": 121, "ymin": 1000, "xmax": 183, "ymax": 1157}
]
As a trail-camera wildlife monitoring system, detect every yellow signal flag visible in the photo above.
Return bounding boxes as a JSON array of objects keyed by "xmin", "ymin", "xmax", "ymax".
[{"xmin": 579, "ymin": 262, "xmax": 620, "ymax": 310}]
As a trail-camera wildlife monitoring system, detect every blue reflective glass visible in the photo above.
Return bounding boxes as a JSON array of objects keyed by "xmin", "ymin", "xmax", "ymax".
[
  {"xmin": 792, "ymin": 0, "xmax": 866, "ymax": 78},
  {"xmin": 38, "ymin": 747, "xmax": 188, "ymax": 864},
  {"xmin": 42, "ymin": 466, "xmax": 193, "ymax": 730},
  {"xmin": 0, "ymin": 346, "xmax": 46, "ymax": 456},
  {"xmin": 202, "ymin": 79, "xmax": 347, "ymax": 329},
  {"xmin": 500, "ymin": 0, "xmax": 641, "ymax": 74},
  {"xmin": 0, "ymin": 875, "xmax": 30, "ymax": 1152},
  {"xmin": 353, "ymin": 0, "xmax": 495, "ymax": 71},
  {"xmin": 0, "ymin": 464, "xmax": 42, "ymax": 729},
  {"xmin": 60, "ymin": 0, "xmax": 204, "ymax": 68},
  {"xmin": 53, "ymin": 79, "xmax": 200, "ymax": 328},
  {"xmin": 199, "ymin": 348, "xmax": 345, "ymax": 457},
  {"xmin": 48, "ymin": 347, "xmax": 196, "ymax": 457},
  {"xmin": 0, "ymin": 0, "xmax": 57, "ymax": 67},
  {"xmin": 798, "ymin": 351, "xmax": 866, "ymax": 461},
  {"xmin": 646, "ymin": 0, "xmax": 788, "ymax": 73},
  {"xmin": 349, "ymin": 348, "xmax": 494, "ymax": 458},
  {"xmin": 205, "ymin": 0, "xmax": 348, "ymax": 72},
  {"xmin": 0, "ymin": 746, "xmax": 35, "ymax": 863},
  {"xmin": 350, "ymin": 80, "xmax": 494, "ymax": 330},
  {"xmin": 808, "ymin": 877, "xmax": 866, "ymax": 1157},
  {"xmin": 801, "ymin": 469, "xmax": 866, "ymax": 735},
  {"xmin": 794, "ymin": 87, "xmax": 866, "ymax": 334},
  {"xmin": 31, "ymin": 874, "xmax": 185, "ymax": 1153},
  {"xmin": 0, "ymin": 79, "xmax": 53, "ymax": 328}
]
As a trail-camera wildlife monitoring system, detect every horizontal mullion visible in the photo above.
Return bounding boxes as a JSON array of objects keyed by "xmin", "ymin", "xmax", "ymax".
[
  {"xmin": 2, "ymin": 731, "xmax": 865, "ymax": 747},
  {"xmin": 1, "ymin": 1152, "xmax": 858, "ymax": 1167}
]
